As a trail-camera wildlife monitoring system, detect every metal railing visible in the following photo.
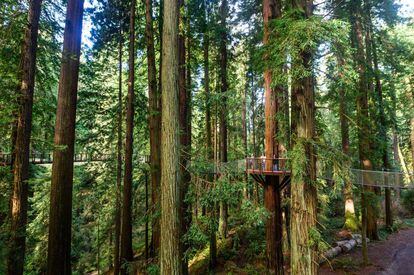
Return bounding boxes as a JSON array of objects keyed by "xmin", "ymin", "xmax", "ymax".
[{"xmin": 245, "ymin": 157, "xmax": 289, "ymax": 174}]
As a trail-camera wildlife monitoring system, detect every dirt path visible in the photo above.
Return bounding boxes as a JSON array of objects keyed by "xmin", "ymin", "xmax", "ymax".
[{"xmin": 320, "ymin": 228, "xmax": 414, "ymax": 275}]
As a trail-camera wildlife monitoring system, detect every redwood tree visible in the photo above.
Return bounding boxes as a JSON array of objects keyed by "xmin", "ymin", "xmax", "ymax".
[
  {"xmin": 350, "ymin": 0, "xmax": 378, "ymax": 241},
  {"xmin": 290, "ymin": 0, "xmax": 318, "ymax": 274},
  {"xmin": 178, "ymin": 0, "xmax": 192, "ymax": 273},
  {"xmin": 160, "ymin": 0, "xmax": 181, "ymax": 272},
  {"xmin": 262, "ymin": 0, "xmax": 284, "ymax": 273},
  {"xmin": 145, "ymin": 0, "xmax": 162, "ymax": 258},
  {"xmin": 113, "ymin": 17, "xmax": 123, "ymax": 275},
  {"xmin": 47, "ymin": 0, "xmax": 84, "ymax": 273},
  {"xmin": 119, "ymin": 0, "xmax": 136, "ymax": 272},
  {"xmin": 8, "ymin": 0, "xmax": 42, "ymax": 273},
  {"xmin": 218, "ymin": 0, "xmax": 228, "ymax": 239},
  {"xmin": 337, "ymin": 52, "xmax": 357, "ymax": 231}
]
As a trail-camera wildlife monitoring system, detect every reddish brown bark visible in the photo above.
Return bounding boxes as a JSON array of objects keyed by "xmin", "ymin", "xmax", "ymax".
[
  {"xmin": 351, "ymin": 0, "xmax": 378, "ymax": 240},
  {"xmin": 145, "ymin": 0, "xmax": 161, "ymax": 258},
  {"xmin": 8, "ymin": 0, "xmax": 42, "ymax": 273},
  {"xmin": 160, "ymin": 0, "xmax": 181, "ymax": 271},
  {"xmin": 218, "ymin": 0, "xmax": 228, "ymax": 239},
  {"xmin": 120, "ymin": 0, "xmax": 136, "ymax": 272},
  {"xmin": 290, "ymin": 1, "xmax": 318, "ymax": 274},
  {"xmin": 370, "ymin": 18, "xmax": 392, "ymax": 228},
  {"xmin": 262, "ymin": 0, "xmax": 284, "ymax": 272},
  {"xmin": 336, "ymin": 53, "xmax": 357, "ymax": 230},
  {"xmin": 113, "ymin": 27, "xmax": 123, "ymax": 275},
  {"xmin": 178, "ymin": 1, "xmax": 192, "ymax": 273},
  {"xmin": 47, "ymin": 0, "xmax": 84, "ymax": 273}
]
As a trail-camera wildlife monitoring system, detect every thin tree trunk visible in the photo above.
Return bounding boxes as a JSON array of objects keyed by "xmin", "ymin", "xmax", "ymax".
[
  {"xmin": 251, "ymin": 73, "xmax": 257, "ymax": 157},
  {"xmin": 390, "ymin": 79, "xmax": 401, "ymax": 197},
  {"xmin": 120, "ymin": 0, "xmax": 136, "ymax": 272},
  {"xmin": 202, "ymin": 2, "xmax": 217, "ymax": 268},
  {"xmin": 145, "ymin": 171, "xmax": 149, "ymax": 261},
  {"xmin": 8, "ymin": 0, "xmax": 42, "ymax": 273},
  {"xmin": 160, "ymin": 0, "xmax": 181, "ymax": 272},
  {"xmin": 242, "ymin": 75, "xmax": 248, "ymax": 199},
  {"xmin": 337, "ymin": 53, "xmax": 357, "ymax": 231},
  {"xmin": 361, "ymin": 183, "xmax": 369, "ymax": 265},
  {"xmin": 370, "ymin": 18, "xmax": 392, "ymax": 228},
  {"xmin": 145, "ymin": 0, "xmax": 161, "ymax": 258},
  {"xmin": 178, "ymin": 1, "xmax": 192, "ymax": 273},
  {"xmin": 113, "ymin": 28, "xmax": 123, "ymax": 275},
  {"xmin": 218, "ymin": 0, "xmax": 228, "ymax": 239},
  {"xmin": 204, "ymin": 21, "xmax": 212, "ymax": 161},
  {"xmin": 47, "ymin": 0, "xmax": 84, "ymax": 273},
  {"xmin": 411, "ymin": 118, "xmax": 414, "ymax": 172},
  {"xmin": 351, "ymin": 0, "xmax": 378, "ymax": 241}
]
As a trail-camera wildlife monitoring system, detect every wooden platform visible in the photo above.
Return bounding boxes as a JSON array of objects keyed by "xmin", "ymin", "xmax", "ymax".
[
  {"xmin": 246, "ymin": 158, "xmax": 291, "ymax": 187},
  {"xmin": 247, "ymin": 169, "xmax": 291, "ymax": 175}
]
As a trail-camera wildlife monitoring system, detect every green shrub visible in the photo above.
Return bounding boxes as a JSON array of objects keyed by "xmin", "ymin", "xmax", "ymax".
[{"xmin": 402, "ymin": 190, "xmax": 414, "ymax": 214}]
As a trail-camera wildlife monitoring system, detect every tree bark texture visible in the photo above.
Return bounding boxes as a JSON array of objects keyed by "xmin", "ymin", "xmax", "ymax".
[
  {"xmin": 145, "ymin": 0, "xmax": 162, "ymax": 258},
  {"xmin": 47, "ymin": 0, "xmax": 84, "ymax": 273},
  {"xmin": 113, "ymin": 29, "xmax": 123, "ymax": 275},
  {"xmin": 350, "ymin": 0, "xmax": 378, "ymax": 241},
  {"xmin": 218, "ymin": 0, "xmax": 228, "ymax": 240},
  {"xmin": 160, "ymin": 0, "xmax": 182, "ymax": 272},
  {"xmin": 337, "ymin": 53, "xmax": 357, "ymax": 231},
  {"xmin": 290, "ymin": 1, "xmax": 318, "ymax": 274},
  {"xmin": 262, "ymin": 0, "xmax": 284, "ymax": 273},
  {"xmin": 8, "ymin": 0, "xmax": 42, "ymax": 273},
  {"xmin": 120, "ymin": 0, "xmax": 136, "ymax": 272},
  {"xmin": 178, "ymin": 1, "xmax": 192, "ymax": 273}
]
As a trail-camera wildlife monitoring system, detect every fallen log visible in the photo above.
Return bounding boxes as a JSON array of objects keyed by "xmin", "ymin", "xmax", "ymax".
[{"xmin": 321, "ymin": 236, "xmax": 370, "ymax": 263}]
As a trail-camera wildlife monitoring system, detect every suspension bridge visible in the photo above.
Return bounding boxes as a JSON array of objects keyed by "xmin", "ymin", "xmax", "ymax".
[{"xmin": 1, "ymin": 153, "xmax": 413, "ymax": 189}]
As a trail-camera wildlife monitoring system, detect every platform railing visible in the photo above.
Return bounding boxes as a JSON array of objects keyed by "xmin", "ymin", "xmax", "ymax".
[{"xmin": 246, "ymin": 157, "xmax": 289, "ymax": 174}]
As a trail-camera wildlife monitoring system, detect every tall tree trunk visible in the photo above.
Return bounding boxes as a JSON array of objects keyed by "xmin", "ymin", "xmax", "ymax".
[
  {"xmin": 411, "ymin": 118, "xmax": 414, "ymax": 172},
  {"xmin": 47, "ymin": 0, "xmax": 84, "ymax": 273},
  {"xmin": 145, "ymin": 171, "xmax": 149, "ymax": 261},
  {"xmin": 160, "ymin": 0, "xmax": 181, "ymax": 272},
  {"xmin": 202, "ymin": 2, "xmax": 217, "ymax": 268},
  {"xmin": 242, "ymin": 73, "xmax": 248, "ymax": 199},
  {"xmin": 113, "ymin": 28, "xmax": 123, "ymax": 275},
  {"xmin": 203, "ymin": 4, "xmax": 212, "ymax": 162},
  {"xmin": 370, "ymin": 20, "xmax": 392, "ymax": 229},
  {"xmin": 120, "ymin": 0, "xmax": 136, "ymax": 272},
  {"xmin": 178, "ymin": 1, "xmax": 192, "ymax": 273},
  {"xmin": 337, "ymin": 54, "xmax": 357, "ymax": 231},
  {"xmin": 389, "ymin": 79, "xmax": 401, "ymax": 198},
  {"xmin": 8, "ymin": 0, "xmax": 42, "ymax": 273},
  {"xmin": 290, "ymin": 1, "xmax": 318, "ymax": 274},
  {"xmin": 145, "ymin": 0, "xmax": 161, "ymax": 258},
  {"xmin": 262, "ymin": 0, "xmax": 284, "ymax": 273},
  {"xmin": 351, "ymin": 0, "xmax": 378, "ymax": 241},
  {"xmin": 218, "ymin": 0, "xmax": 228, "ymax": 239}
]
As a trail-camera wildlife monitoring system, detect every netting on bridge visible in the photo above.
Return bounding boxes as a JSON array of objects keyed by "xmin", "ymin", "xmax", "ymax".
[
  {"xmin": 190, "ymin": 158, "xmax": 414, "ymax": 189},
  {"xmin": 350, "ymin": 169, "xmax": 414, "ymax": 189}
]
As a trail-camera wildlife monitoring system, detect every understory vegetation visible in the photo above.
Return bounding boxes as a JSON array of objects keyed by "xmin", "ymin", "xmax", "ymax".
[{"xmin": 1, "ymin": 0, "xmax": 414, "ymax": 274}]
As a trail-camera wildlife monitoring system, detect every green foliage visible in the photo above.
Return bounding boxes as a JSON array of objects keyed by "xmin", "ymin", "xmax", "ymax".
[
  {"xmin": 402, "ymin": 189, "xmax": 414, "ymax": 213},
  {"xmin": 146, "ymin": 263, "xmax": 160, "ymax": 275},
  {"xmin": 267, "ymin": 12, "xmax": 349, "ymax": 87},
  {"xmin": 183, "ymin": 221, "xmax": 209, "ymax": 260},
  {"xmin": 309, "ymin": 226, "xmax": 329, "ymax": 253}
]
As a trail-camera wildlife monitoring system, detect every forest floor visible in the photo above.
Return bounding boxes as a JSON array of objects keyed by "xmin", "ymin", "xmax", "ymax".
[{"xmin": 319, "ymin": 227, "xmax": 414, "ymax": 275}]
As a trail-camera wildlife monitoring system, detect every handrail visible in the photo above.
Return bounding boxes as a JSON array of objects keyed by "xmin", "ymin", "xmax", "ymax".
[
  {"xmin": 246, "ymin": 157, "xmax": 290, "ymax": 174},
  {"xmin": 0, "ymin": 152, "xmax": 149, "ymax": 165}
]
